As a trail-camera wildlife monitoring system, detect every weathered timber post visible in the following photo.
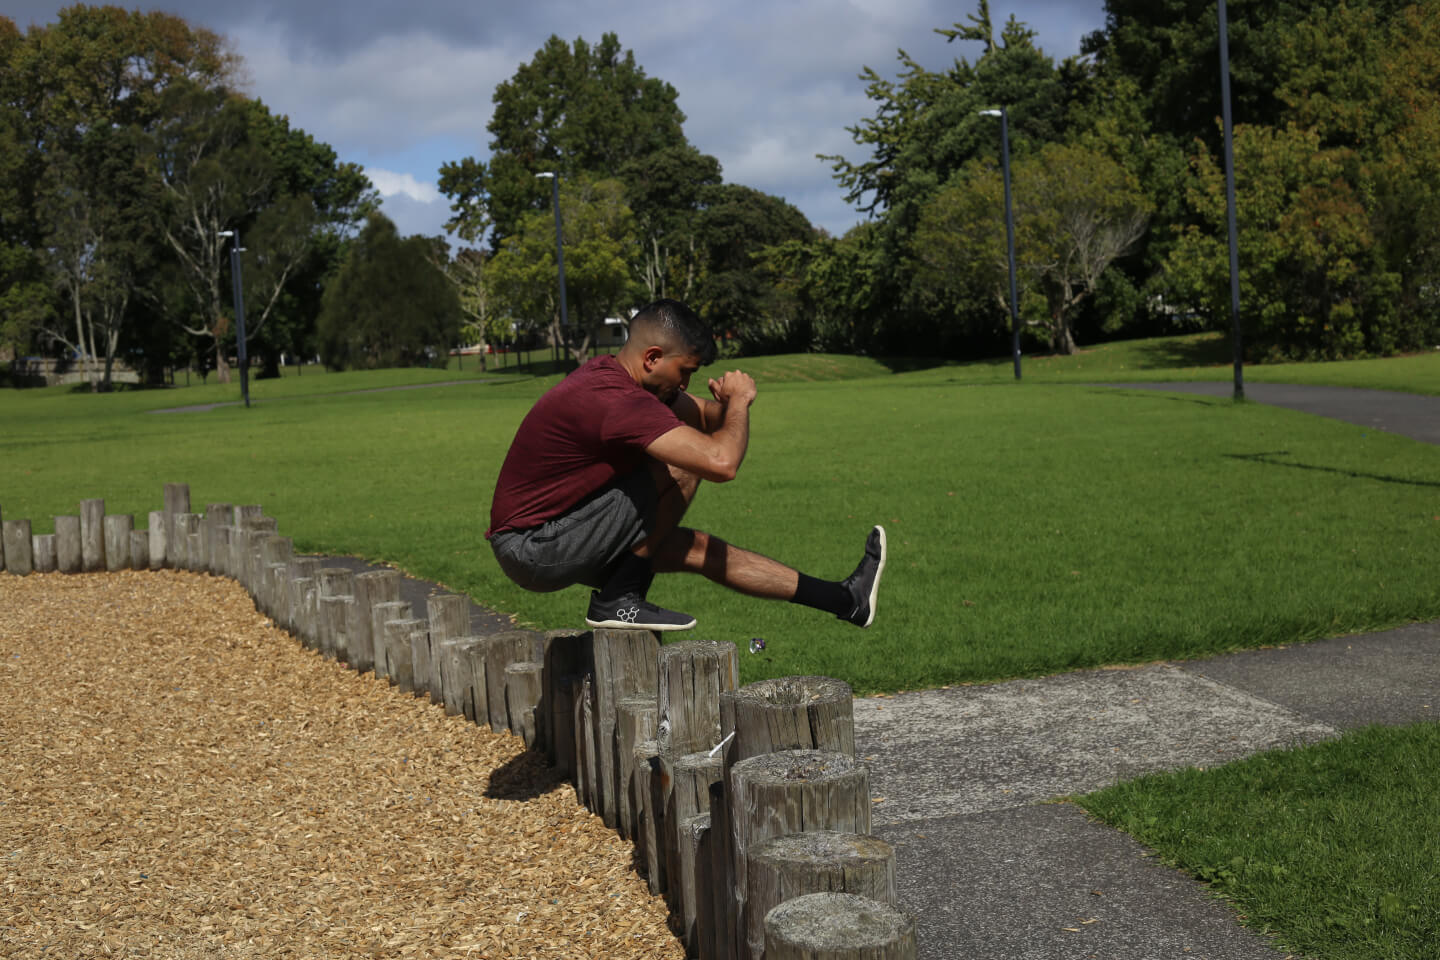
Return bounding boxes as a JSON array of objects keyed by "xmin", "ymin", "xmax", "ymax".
[
  {"xmin": 285, "ymin": 557, "xmax": 324, "ymax": 639},
  {"xmin": 383, "ymin": 618, "xmax": 427, "ymax": 692},
  {"xmin": 633, "ymin": 739, "xmax": 666, "ymax": 895},
  {"xmin": 504, "ymin": 662, "xmax": 545, "ymax": 748},
  {"xmin": 665, "ymin": 750, "xmax": 724, "ymax": 950},
  {"xmin": 203, "ymin": 503, "xmax": 233, "ymax": 574},
  {"xmin": 616, "ymin": 695, "xmax": 658, "ymax": 840},
  {"xmin": 425, "ymin": 594, "xmax": 470, "ymax": 703},
  {"xmin": 708, "ymin": 780, "xmax": 735, "ymax": 960},
  {"xmin": 80, "ymin": 498, "xmax": 105, "ymax": 572},
  {"xmin": 369, "ymin": 600, "xmax": 412, "ymax": 680},
  {"xmin": 240, "ymin": 516, "xmax": 276, "ymax": 591},
  {"xmin": 404, "ymin": 622, "xmax": 429, "ymax": 697},
  {"xmin": 746, "ymin": 832, "xmax": 896, "ymax": 960},
  {"xmin": 485, "ymin": 631, "xmax": 542, "ymax": 733},
  {"xmin": 318, "ymin": 595, "xmax": 354, "ymax": 662},
  {"xmin": 55, "ymin": 516, "xmax": 82, "ymax": 573},
  {"xmin": 175, "ymin": 513, "xmax": 202, "ymax": 572},
  {"xmin": 763, "ymin": 893, "xmax": 915, "ymax": 960},
  {"xmin": 349, "ymin": 569, "xmax": 399, "ymax": 674},
  {"xmin": 128, "ymin": 530, "xmax": 148, "ymax": 570},
  {"xmin": 259, "ymin": 537, "xmax": 293, "ymax": 616},
  {"xmin": 162, "ymin": 483, "xmax": 190, "ymax": 566},
  {"xmin": 730, "ymin": 751, "xmax": 872, "ymax": 960},
  {"xmin": 316, "ymin": 567, "xmax": 355, "ymax": 660},
  {"xmin": 592, "ymin": 628, "xmax": 660, "ymax": 829},
  {"xmin": 32, "ymin": 533, "xmax": 57, "ymax": 573},
  {"xmin": 290, "ymin": 578, "xmax": 318, "ymax": 648},
  {"xmin": 683, "ymin": 813, "xmax": 714, "ymax": 959},
  {"xmin": 2, "ymin": 520, "xmax": 33, "ymax": 574},
  {"xmin": 103, "ymin": 515, "xmax": 133, "ymax": 571},
  {"xmin": 658, "ymin": 640, "xmax": 739, "ymax": 756},
  {"xmin": 438, "ymin": 637, "xmax": 487, "ymax": 719},
  {"xmin": 542, "ymin": 630, "xmax": 592, "ymax": 774},
  {"xmin": 575, "ymin": 675, "xmax": 599, "ymax": 811},
  {"xmin": 147, "ymin": 510, "xmax": 166, "ymax": 570}
]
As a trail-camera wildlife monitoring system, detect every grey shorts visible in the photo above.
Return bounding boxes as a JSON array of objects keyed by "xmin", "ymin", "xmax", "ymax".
[{"xmin": 490, "ymin": 469, "xmax": 659, "ymax": 592}]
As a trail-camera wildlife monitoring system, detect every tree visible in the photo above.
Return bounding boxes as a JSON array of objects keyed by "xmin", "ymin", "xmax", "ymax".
[
  {"xmin": 620, "ymin": 144, "xmax": 722, "ymax": 302},
  {"xmin": 439, "ymin": 32, "xmax": 691, "ymax": 250},
  {"xmin": 692, "ymin": 184, "xmax": 814, "ymax": 352},
  {"xmin": 316, "ymin": 213, "xmax": 460, "ymax": 369},
  {"xmin": 486, "ymin": 176, "xmax": 635, "ymax": 365},
  {"xmin": 915, "ymin": 142, "xmax": 1151, "ymax": 354},
  {"xmin": 426, "ymin": 244, "xmax": 505, "ymax": 371}
]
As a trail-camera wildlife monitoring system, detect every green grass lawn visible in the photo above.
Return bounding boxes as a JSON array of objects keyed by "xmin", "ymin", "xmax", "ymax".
[
  {"xmin": 1080, "ymin": 722, "xmax": 1440, "ymax": 960},
  {"xmin": 3, "ymin": 343, "xmax": 1438, "ymax": 693}
]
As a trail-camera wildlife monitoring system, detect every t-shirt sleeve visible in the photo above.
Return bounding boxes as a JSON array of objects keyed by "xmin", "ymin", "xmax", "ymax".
[{"xmin": 600, "ymin": 387, "xmax": 682, "ymax": 451}]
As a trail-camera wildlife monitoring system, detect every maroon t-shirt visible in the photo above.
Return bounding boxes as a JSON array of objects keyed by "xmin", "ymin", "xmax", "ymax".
[{"xmin": 487, "ymin": 355, "xmax": 681, "ymax": 536}]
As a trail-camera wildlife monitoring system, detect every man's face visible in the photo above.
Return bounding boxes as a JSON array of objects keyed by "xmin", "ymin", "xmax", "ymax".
[{"xmin": 647, "ymin": 350, "xmax": 702, "ymax": 403}]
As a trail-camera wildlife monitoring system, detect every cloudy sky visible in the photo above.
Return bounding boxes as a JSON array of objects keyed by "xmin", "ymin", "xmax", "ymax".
[{"xmin": 10, "ymin": 1, "xmax": 1108, "ymax": 240}]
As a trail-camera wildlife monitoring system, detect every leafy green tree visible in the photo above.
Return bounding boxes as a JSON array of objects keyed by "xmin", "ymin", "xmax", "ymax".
[
  {"xmin": 621, "ymin": 144, "xmax": 722, "ymax": 302},
  {"xmin": 487, "ymin": 176, "xmax": 635, "ymax": 365},
  {"xmin": 440, "ymin": 33, "xmax": 691, "ymax": 248},
  {"xmin": 692, "ymin": 184, "xmax": 814, "ymax": 352},
  {"xmin": 1165, "ymin": 123, "xmax": 1403, "ymax": 360},
  {"xmin": 915, "ymin": 142, "xmax": 1151, "ymax": 354},
  {"xmin": 757, "ymin": 223, "xmax": 882, "ymax": 354},
  {"xmin": 316, "ymin": 213, "xmax": 460, "ymax": 369}
]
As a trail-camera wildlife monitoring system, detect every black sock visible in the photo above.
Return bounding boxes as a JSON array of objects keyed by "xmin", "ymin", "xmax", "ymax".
[
  {"xmin": 790, "ymin": 573, "xmax": 853, "ymax": 617},
  {"xmin": 598, "ymin": 552, "xmax": 654, "ymax": 601}
]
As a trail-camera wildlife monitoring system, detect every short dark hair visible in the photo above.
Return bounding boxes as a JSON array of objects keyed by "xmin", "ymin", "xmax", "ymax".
[{"xmin": 630, "ymin": 298, "xmax": 717, "ymax": 366}]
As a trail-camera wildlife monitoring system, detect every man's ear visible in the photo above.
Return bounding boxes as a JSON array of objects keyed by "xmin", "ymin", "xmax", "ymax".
[{"xmin": 642, "ymin": 345, "xmax": 665, "ymax": 371}]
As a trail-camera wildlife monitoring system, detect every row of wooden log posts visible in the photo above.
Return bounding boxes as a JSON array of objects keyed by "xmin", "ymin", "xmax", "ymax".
[{"xmin": 1, "ymin": 484, "xmax": 917, "ymax": 960}]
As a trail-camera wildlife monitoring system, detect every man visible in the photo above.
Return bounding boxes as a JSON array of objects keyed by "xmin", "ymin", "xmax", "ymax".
[{"xmin": 487, "ymin": 298, "xmax": 885, "ymax": 632}]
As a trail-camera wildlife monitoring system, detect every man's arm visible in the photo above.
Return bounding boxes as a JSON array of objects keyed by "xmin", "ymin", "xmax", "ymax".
[
  {"xmin": 646, "ymin": 370, "xmax": 756, "ymax": 483},
  {"xmin": 668, "ymin": 389, "xmax": 724, "ymax": 433}
]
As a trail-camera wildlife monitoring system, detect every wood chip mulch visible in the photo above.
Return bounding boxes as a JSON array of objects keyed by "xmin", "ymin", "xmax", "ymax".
[{"xmin": 0, "ymin": 570, "xmax": 684, "ymax": 959}]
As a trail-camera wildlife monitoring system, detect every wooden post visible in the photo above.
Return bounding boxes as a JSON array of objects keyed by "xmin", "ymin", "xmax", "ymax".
[
  {"xmin": 722, "ymin": 677, "xmax": 855, "ymax": 765},
  {"xmin": 316, "ymin": 568, "xmax": 355, "ymax": 661},
  {"xmin": 409, "ymin": 623, "xmax": 435, "ymax": 701},
  {"xmin": 103, "ymin": 515, "xmax": 133, "ymax": 571},
  {"xmin": 592, "ymin": 628, "xmax": 660, "ymax": 828},
  {"xmin": 438, "ymin": 637, "xmax": 487, "ymax": 720},
  {"xmin": 682, "ymin": 813, "xmax": 713, "ymax": 958},
  {"xmin": 350, "ymin": 569, "xmax": 400, "ymax": 674},
  {"xmin": 665, "ymin": 750, "xmax": 724, "ymax": 948},
  {"xmin": 747, "ymin": 832, "xmax": 896, "ymax": 960},
  {"xmin": 128, "ymin": 530, "xmax": 148, "ymax": 570},
  {"xmin": 763, "ymin": 893, "xmax": 915, "ymax": 960},
  {"xmin": 32, "ymin": 533, "xmax": 57, "ymax": 573},
  {"xmin": 2, "ymin": 520, "xmax": 33, "ymax": 574},
  {"xmin": 708, "ymin": 780, "xmax": 735, "ymax": 960},
  {"xmin": 80, "ymin": 498, "xmax": 105, "ymax": 572},
  {"xmin": 162, "ymin": 483, "xmax": 190, "ymax": 566},
  {"xmin": 632, "ymin": 739, "xmax": 665, "ymax": 894},
  {"xmin": 383, "ymin": 618, "xmax": 427, "ymax": 692},
  {"xmin": 504, "ymin": 662, "xmax": 545, "ymax": 748},
  {"xmin": 290, "ymin": 578, "xmax": 318, "ymax": 647},
  {"xmin": 543, "ymin": 630, "xmax": 592, "ymax": 772},
  {"xmin": 485, "ymin": 631, "xmax": 542, "ymax": 733},
  {"xmin": 576, "ymin": 675, "xmax": 599, "ymax": 812},
  {"xmin": 55, "ymin": 516, "xmax": 82, "ymax": 573},
  {"xmin": 658, "ymin": 640, "xmax": 739, "ymax": 756},
  {"xmin": 174, "ymin": 513, "xmax": 201, "ymax": 572},
  {"xmin": 616, "ymin": 696, "xmax": 658, "ymax": 840},
  {"xmin": 729, "ymin": 751, "xmax": 872, "ymax": 960},
  {"xmin": 203, "ymin": 503, "xmax": 233, "ymax": 574},
  {"xmin": 147, "ymin": 510, "xmax": 166, "ymax": 570},
  {"xmin": 259, "ymin": 536, "xmax": 293, "ymax": 615},
  {"xmin": 286, "ymin": 558, "xmax": 323, "ymax": 638},
  {"xmin": 370, "ymin": 600, "xmax": 412, "ymax": 681},
  {"xmin": 318, "ymin": 595, "xmax": 353, "ymax": 662},
  {"xmin": 425, "ymin": 594, "xmax": 470, "ymax": 704}
]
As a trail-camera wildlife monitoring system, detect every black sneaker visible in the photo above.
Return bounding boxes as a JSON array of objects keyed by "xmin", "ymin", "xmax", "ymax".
[
  {"xmin": 840, "ymin": 526, "xmax": 886, "ymax": 628},
  {"xmin": 586, "ymin": 591, "xmax": 697, "ymax": 631}
]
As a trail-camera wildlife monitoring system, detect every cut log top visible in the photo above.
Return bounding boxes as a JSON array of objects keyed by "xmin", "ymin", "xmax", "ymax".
[
  {"xmin": 728, "ymin": 675, "xmax": 852, "ymax": 708},
  {"xmin": 731, "ymin": 749, "xmax": 860, "ymax": 785},
  {"xmin": 764, "ymin": 892, "xmax": 915, "ymax": 957}
]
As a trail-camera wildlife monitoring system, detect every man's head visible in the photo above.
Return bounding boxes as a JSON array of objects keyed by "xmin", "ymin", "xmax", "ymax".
[{"xmin": 621, "ymin": 299, "xmax": 716, "ymax": 402}]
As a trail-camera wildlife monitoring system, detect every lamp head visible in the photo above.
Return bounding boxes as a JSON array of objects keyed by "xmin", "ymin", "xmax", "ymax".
[
  {"xmin": 534, "ymin": 172, "xmax": 555, "ymax": 180},
  {"xmin": 218, "ymin": 230, "xmax": 234, "ymax": 237},
  {"xmin": 978, "ymin": 109, "xmax": 1003, "ymax": 117}
]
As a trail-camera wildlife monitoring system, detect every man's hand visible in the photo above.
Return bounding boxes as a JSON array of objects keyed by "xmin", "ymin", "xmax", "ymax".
[{"xmin": 708, "ymin": 370, "xmax": 757, "ymax": 408}]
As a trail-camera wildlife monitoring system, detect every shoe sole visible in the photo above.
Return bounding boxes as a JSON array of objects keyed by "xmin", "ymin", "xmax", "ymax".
[
  {"xmin": 585, "ymin": 616, "xmax": 697, "ymax": 631},
  {"xmin": 859, "ymin": 525, "xmax": 886, "ymax": 629}
]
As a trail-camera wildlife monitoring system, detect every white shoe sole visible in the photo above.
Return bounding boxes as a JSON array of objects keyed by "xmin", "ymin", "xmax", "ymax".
[
  {"xmin": 859, "ymin": 525, "xmax": 886, "ymax": 629},
  {"xmin": 585, "ymin": 616, "xmax": 697, "ymax": 631}
]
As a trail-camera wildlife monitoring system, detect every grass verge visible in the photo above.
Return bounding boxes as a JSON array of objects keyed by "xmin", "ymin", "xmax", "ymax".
[{"xmin": 1079, "ymin": 722, "xmax": 1440, "ymax": 960}]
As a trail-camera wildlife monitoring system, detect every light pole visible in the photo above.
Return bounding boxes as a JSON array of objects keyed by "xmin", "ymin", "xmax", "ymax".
[
  {"xmin": 534, "ymin": 172, "xmax": 569, "ymax": 363},
  {"xmin": 217, "ymin": 230, "xmax": 250, "ymax": 408},
  {"xmin": 1217, "ymin": 0, "xmax": 1245, "ymax": 402},
  {"xmin": 979, "ymin": 108, "xmax": 1021, "ymax": 380}
]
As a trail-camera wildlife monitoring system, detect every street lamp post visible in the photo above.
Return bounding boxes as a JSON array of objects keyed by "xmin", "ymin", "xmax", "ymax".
[
  {"xmin": 980, "ymin": 108, "xmax": 1021, "ymax": 380},
  {"xmin": 217, "ymin": 230, "xmax": 250, "ymax": 408},
  {"xmin": 1217, "ymin": 0, "xmax": 1245, "ymax": 402},
  {"xmin": 534, "ymin": 172, "xmax": 569, "ymax": 363}
]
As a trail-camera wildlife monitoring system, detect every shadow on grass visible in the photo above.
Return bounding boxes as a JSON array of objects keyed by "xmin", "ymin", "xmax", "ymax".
[
  {"xmin": 1226, "ymin": 451, "xmax": 1440, "ymax": 489},
  {"xmin": 1090, "ymin": 388, "xmax": 1226, "ymax": 408},
  {"xmin": 1128, "ymin": 335, "xmax": 1232, "ymax": 369}
]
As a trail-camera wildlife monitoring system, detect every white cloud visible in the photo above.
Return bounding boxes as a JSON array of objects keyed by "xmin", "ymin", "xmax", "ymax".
[{"xmin": 366, "ymin": 168, "xmax": 442, "ymax": 204}]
